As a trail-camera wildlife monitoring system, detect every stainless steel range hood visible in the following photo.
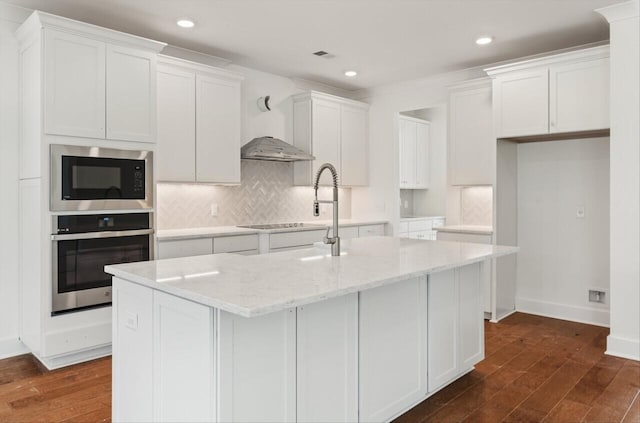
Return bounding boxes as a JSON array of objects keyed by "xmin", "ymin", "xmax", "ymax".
[{"xmin": 241, "ymin": 136, "xmax": 315, "ymax": 162}]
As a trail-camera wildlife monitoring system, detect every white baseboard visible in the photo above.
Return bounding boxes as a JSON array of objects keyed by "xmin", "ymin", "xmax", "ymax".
[
  {"xmin": 516, "ymin": 297, "xmax": 610, "ymax": 327},
  {"xmin": 34, "ymin": 344, "xmax": 112, "ymax": 370},
  {"xmin": 606, "ymin": 335, "xmax": 640, "ymax": 361},
  {"xmin": 0, "ymin": 337, "xmax": 29, "ymax": 360}
]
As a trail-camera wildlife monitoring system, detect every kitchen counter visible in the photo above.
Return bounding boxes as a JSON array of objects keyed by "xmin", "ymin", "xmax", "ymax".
[
  {"xmin": 156, "ymin": 219, "xmax": 388, "ymax": 241},
  {"xmin": 399, "ymin": 215, "xmax": 446, "ymax": 221},
  {"xmin": 106, "ymin": 236, "xmax": 516, "ymax": 318},
  {"xmin": 435, "ymin": 225, "xmax": 493, "ymax": 235}
]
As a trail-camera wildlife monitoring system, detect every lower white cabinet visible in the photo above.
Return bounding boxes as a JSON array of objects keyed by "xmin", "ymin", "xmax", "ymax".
[
  {"xmin": 297, "ymin": 294, "xmax": 358, "ymax": 422},
  {"xmin": 358, "ymin": 224, "xmax": 385, "ymax": 237},
  {"xmin": 157, "ymin": 238, "xmax": 213, "ymax": 259},
  {"xmin": 217, "ymin": 309, "xmax": 297, "ymax": 423},
  {"xmin": 359, "ymin": 277, "xmax": 428, "ymax": 422},
  {"xmin": 428, "ymin": 264, "xmax": 483, "ymax": 392},
  {"xmin": 153, "ymin": 292, "xmax": 215, "ymax": 422}
]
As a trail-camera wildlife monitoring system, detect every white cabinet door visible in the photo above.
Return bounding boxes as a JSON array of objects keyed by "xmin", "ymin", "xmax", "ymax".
[
  {"xmin": 153, "ymin": 291, "xmax": 215, "ymax": 423},
  {"xmin": 549, "ymin": 58, "xmax": 609, "ymax": 133},
  {"xmin": 358, "ymin": 224, "xmax": 385, "ymax": 238},
  {"xmin": 157, "ymin": 238, "xmax": 213, "ymax": 259},
  {"xmin": 399, "ymin": 118, "xmax": 417, "ymax": 188},
  {"xmin": 112, "ymin": 278, "xmax": 153, "ymax": 423},
  {"xmin": 44, "ymin": 29, "xmax": 105, "ymax": 139},
  {"xmin": 297, "ymin": 294, "xmax": 358, "ymax": 423},
  {"xmin": 449, "ymin": 82, "xmax": 493, "ymax": 185},
  {"xmin": 218, "ymin": 309, "xmax": 296, "ymax": 423},
  {"xmin": 157, "ymin": 65, "xmax": 196, "ymax": 182},
  {"xmin": 415, "ymin": 121, "xmax": 430, "ymax": 188},
  {"xmin": 196, "ymin": 74, "xmax": 241, "ymax": 184},
  {"xmin": 106, "ymin": 45, "xmax": 156, "ymax": 142},
  {"xmin": 494, "ymin": 68, "xmax": 549, "ymax": 137},
  {"xmin": 359, "ymin": 277, "xmax": 428, "ymax": 422},
  {"xmin": 428, "ymin": 269, "xmax": 458, "ymax": 392},
  {"xmin": 458, "ymin": 264, "xmax": 484, "ymax": 370},
  {"xmin": 340, "ymin": 104, "xmax": 368, "ymax": 186},
  {"xmin": 312, "ymin": 99, "xmax": 341, "ymax": 186}
]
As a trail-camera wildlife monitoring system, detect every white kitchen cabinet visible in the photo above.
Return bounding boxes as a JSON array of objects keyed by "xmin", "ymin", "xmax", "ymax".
[
  {"xmin": 399, "ymin": 116, "xmax": 429, "ymax": 189},
  {"xmin": 359, "ymin": 277, "xmax": 428, "ymax": 422},
  {"xmin": 157, "ymin": 64, "xmax": 196, "ymax": 182},
  {"xmin": 428, "ymin": 264, "xmax": 483, "ymax": 393},
  {"xmin": 549, "ymin": 58, "xmax": 609, "ymax": 133},
  {"xmin": 399, "ymin": 217, "xmax": 444, "ymax": 240},
  {"xmin": 293, "ymin": 91, "xmax": 369, "ymax": 187},
  {"xmin": 112, "ymin": 278, "xmax": 153, "ymax": 423},
  {"xmin": 157, "ymin": 238, "xmax": 213, "ymax": 259},
  {"xmin": 196, "ymin": 74, "xmax": 242, "ymax": 184},
  {"xmin": 448, "ymin": 79, "xmax": 494, "ymax": 185},
  {"xmin": 156, "ymin": 56, "xmax": 243, "ymax": 184},
  {"xmin": 358, "ymin": 224, "xmax": 385, "ymax": 237},
  {"xmin": 297, "ymin": 294, "xmax": 358, "ymax": 423},
  {"xmin": 106, "ymin": 45, "xmax": 156, "ymax": 142},
  {"xmin": 269, "ymin": 229, "xmax": 328, "ymax": 251},
  {"xmin": 213, "ymin": 234, "xmax": 259, "ymax": 254},
  {"xmin": 217, "ymin": 309, "xmax": 296, "ymax": 423},
  {"xmin": 43, "ymin": 29, "xmax": 106, "ymax": 139},
  {"xmin": 488, "ymin": 45, "xmax": 609, "ymax": 138},
  {"xmin": 152, "ymin": 291, "xmax": 215, "ymax": 422}
]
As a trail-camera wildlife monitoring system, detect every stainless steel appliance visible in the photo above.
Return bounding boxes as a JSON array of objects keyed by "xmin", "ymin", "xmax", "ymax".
[
  {"xmin": 241, "ymin": 136, "xmax": 315, "ymax": 162},
  {"xmin": 50, "ymin": 144, "xmax": 153, "ymax": 211},
  {"xmin": 51, "ymin": 213, "xmax": 153, "ymax": 314}
]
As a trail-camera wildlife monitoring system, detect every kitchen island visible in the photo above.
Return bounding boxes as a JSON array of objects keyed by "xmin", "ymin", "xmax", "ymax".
[{"xmin": 106, "ymin": 237, "xmax": 518, "ymax": 423}]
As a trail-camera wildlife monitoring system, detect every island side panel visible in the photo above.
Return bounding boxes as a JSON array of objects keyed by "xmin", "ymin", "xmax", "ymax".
[
  {"xmin": 112, "ymin": 277, "xmax": 153, "ymax": 423},
  {"xmin": 217, "ymin": 308, "xmax": 296, "ymax": 423},
  {"xmin": 359, "ymin": 276, "xmax": 429, "ymax": 423},
  {"xmin": 296, "ymin": 293, "xmax": 358, "ymax": 423}
]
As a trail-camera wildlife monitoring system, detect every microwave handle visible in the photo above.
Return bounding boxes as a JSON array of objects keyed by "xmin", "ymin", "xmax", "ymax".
[{"xmin": 51, "ymin": 229, "xmax": 154, "ymax": 241}]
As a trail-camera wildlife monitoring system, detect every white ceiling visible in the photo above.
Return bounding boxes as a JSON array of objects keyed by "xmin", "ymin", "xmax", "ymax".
[{"xmin": 5, "ymin": 0, "xmax": 621, "ymax": 90}]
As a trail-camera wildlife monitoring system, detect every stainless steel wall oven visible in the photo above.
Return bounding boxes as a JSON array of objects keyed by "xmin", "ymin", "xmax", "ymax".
[{"xmin": 51, "ymin": 213, "xmax": 153, "ymax": 314}]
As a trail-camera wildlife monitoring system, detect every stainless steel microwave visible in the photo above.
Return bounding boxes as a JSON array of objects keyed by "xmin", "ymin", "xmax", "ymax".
[{"xmin": 50, "ymin": 145, "xmax": 153, "ymax": 211}]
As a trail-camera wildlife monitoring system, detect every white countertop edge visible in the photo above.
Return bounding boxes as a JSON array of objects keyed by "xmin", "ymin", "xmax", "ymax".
[
  {"xmin": 435, "ymin": 225, "xmax": 494, "ymax": 235},
  {"xmin": 399, "ymin": 216, "xmax": 446, "ymax": 222},
  {"xmin": 157, "ymin": 220, "xmax": 389, "ymax": 241},
  {"xmin": 107, "ymin": 243, "xmax": 518, "ymax": 318}
]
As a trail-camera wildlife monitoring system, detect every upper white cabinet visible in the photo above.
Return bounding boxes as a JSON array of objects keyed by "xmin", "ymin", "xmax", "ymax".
[
  {"xmin": 106, "ymin": 45, "xmax": 157, "ymax": 142},
  {"xmin": 156, "ymin": 56, "xmax": 243, "ymax": 184},
  {"xmin": 399, "ymin": 116, "xmax": 429, "ymax": 189},
  {"xmin": 43, "ymin": 29, "xmax": 106, "ymax": 139},
  {"xmin": 18, "ymin": 13, "xmax": 166, "ymax": 144},
  {"xmin": 448, "ymin": 79, "xmax": 494, "ymax": 186},
  {"xmin": 487, "ymin": 45, "xmax": 609, "ymax": 138},
  {"xmin": 293, "ymin": 91, "xmax": 369, "ymax": 187}
]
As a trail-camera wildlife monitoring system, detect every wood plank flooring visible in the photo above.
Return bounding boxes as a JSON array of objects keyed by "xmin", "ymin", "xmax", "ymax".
[
  {"xmin": 0, "ymin": 312, "xmax": 637, "ymax": 422},
  {"xmin": 395, "ymin": 313, "xmax": 640, "ymax": 423}
]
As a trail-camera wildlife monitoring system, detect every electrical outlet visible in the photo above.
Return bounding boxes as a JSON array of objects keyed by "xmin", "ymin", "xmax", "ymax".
[
  {"xmin": 404, "ymin": 200, "xmax": 409, "ymax": 209},
  {"xmin": 576, "ymin": 205, "xmax": 585, "ymax": 219},
  {"xmin": 588, "ymin": 289, "xmax": 606, "ymax": 304},
  {"xmin": 210, "ymin": 204, "xmax": 218, "ymax": 217}
]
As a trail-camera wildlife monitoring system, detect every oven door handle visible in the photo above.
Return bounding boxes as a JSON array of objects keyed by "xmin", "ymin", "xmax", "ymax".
[{"xmin": 51, "ymin": 229, "xmax": 154, "ymax": 241}]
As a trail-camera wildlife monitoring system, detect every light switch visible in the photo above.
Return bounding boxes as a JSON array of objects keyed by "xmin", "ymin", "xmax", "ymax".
[
  {"xmin": 210, "ymin": 204, "xmax": 219, "ymax": 217},
  {"xmin": 576, "ymin": 205, "xmax": 585, "ymax": 219}
]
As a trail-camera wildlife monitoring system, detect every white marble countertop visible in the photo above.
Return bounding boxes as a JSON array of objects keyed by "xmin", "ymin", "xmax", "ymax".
[
  {"xmin": 435, "ymin": 225, "xmax": 494, "ymax": 235},
  {"xmin": 399, "ymin": 215, "xmax": 446, "ymax": 221},
  {"xmin": 157, "ymin": 219, "xmax": 389, "ymax": 241},
  {"xmin": 106, "ymin": 237, "xmax": 517, "ymax": 318}
]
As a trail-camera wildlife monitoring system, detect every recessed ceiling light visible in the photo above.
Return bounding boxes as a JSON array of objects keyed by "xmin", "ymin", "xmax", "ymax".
[
  {"xmin": 344, "ymin": 70, "xmax": 358, "ymax": 77},
  {"xmin": 176, "ymin": 18, "xmax": 195, "ymax": 28},
  {"xmin": 475, "ymin": 36, "xmax": 493, "ymax": 45}
]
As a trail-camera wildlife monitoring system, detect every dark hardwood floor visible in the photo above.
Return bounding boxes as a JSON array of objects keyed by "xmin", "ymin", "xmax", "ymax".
[{"xmin": 0, "ymin": 313, "xmax": 637, "ymax": 423}]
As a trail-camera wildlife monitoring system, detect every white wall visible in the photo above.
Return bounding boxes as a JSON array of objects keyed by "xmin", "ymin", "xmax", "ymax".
[
  {"xmin": 516, "ymin": 138, "xmax": 610, "ymax": 327},
  {"xmin": 0, "ymin": 2, "xmax": 30, "ymax": 358},
  {"xmin": 597, "ymin": 0, "xmax": 640, "ymax": 361}
]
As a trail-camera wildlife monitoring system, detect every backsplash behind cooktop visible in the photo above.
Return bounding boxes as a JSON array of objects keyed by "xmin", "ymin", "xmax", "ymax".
[{"xmin": 157, "ymin": 160, "xmax": 351, "ymax": 229}]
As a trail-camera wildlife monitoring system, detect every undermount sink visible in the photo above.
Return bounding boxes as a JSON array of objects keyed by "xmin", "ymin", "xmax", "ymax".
[{"xmin": 237, "ymin": 223, "xmax": 326, "ymax": 230}]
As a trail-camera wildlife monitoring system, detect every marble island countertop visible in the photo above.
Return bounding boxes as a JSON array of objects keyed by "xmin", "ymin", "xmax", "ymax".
[
  {"xmin": 434, "ymin": 225, "xmax": 494, "ymax": 235},
  {"xmin": 106, "ymin": 237, "xmax": 517, "ymax": 318},
  {"xmin": 156, "ymin": 219, "xmax": 389, "ymax": 240}
]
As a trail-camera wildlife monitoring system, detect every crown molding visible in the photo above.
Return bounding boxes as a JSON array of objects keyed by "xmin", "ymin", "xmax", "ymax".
[{"xmin": 596, "ymin": 0, "xmax": 639, "ymax": 23}]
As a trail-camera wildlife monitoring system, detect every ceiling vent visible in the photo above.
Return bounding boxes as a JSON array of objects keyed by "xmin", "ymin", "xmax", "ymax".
[{"xmin": 313, "ymin": 50, "xmax": 335, "ymax": 59}]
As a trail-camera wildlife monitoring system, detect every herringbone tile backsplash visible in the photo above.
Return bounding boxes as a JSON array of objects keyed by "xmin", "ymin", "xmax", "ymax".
[
  {"xmin": 157, "ymin": 160, "xmax": 352, "ymax": 229},
  {"xmin": 461, "ymin": 186, "xmax": 493, "ymax": 226}
]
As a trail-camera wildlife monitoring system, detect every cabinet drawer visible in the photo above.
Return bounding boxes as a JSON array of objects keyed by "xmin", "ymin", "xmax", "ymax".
[
  {"xmin": 359, "ymin": 224, "xmax": 385, "ymax": 237},
  {"xmin": 398, "ymin": 222, "xmax": 409, "ymax": 233},
  {"xmin": 408, "ymin": 220, "xmax": 432, "ymax": 232},
  {"xmin": 333, "ymin": 226, "xmax": 359, "ymax": 240},
  {"xmin": 157, "ymin": 238, "xmax": 213, "ymax": 259},
  {"xmin": 269, "ymin": 230, "xmax": 326, "ymax": 250},
  {"xmin": 408, "ymin": 230, "xmax": 430, "ymax": 240},
  {"xmin": 214, "ymin": 234, "xmax": 259, "ymax": 253}
]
